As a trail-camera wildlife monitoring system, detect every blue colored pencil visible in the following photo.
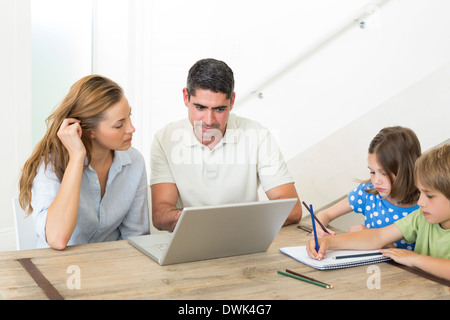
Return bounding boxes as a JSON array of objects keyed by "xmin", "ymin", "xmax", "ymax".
[
  {"xmin": 310, "ymin": 204, "xmax": 319, "ymax": 253},
  {"xmin": 302, "ymin": 201, "xmax": 330, "ymax": 234}
]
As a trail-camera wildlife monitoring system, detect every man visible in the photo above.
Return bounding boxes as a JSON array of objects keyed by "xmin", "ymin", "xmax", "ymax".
[{"xmin": 150, "ymin": 58, "xmax": 302, "ymax": 231}]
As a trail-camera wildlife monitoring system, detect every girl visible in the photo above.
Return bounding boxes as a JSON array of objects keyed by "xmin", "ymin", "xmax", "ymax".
[
  {"xmin": 19, "ymin": 75, "xmax": 149, "ymax": 250},
  {"xmin": 315, "ymin": 126, "xmax": 421, "ymax": 249},
  {"xmin": 307, "ymin": 144, "xmax": 450, "ymax": 281}
]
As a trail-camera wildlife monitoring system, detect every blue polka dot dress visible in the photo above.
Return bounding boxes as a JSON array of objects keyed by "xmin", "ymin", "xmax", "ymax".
[{"xmin": 348, "ymin": 183, "xmax": 418, "ymax": 250}]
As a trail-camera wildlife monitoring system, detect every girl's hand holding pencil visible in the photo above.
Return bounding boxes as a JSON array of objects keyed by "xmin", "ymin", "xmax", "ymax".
[
  {"xmin": 305, "ymin": 203, "xmax": 330, "ymax": 260},
  {"xmin": 306, "ymin": 236, "xmax": 329, "ymax": 260}
]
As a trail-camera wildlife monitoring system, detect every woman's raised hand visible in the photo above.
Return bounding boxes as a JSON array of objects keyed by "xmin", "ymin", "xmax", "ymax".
[{"xmin": 57, "ymin": 118, "xmax": 86, "ymax": 159}]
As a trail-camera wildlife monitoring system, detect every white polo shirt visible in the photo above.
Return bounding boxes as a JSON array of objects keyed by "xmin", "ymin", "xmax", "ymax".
[{"xmin": 150, "ymin": 113, "xmax": 294, "ymax": 208}]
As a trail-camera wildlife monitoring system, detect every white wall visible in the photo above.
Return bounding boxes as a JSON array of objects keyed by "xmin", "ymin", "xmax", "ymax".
[
  {"xmin": 93, "ymin": 0, "xmax": 153, "ymax": 169},
  {"xmin": 31, "ymin": 0, "xmax": 92, "ymax": 145},
  {"xmin": 0, "ymin": 0, "xmax": 32, "ymax": 251},
  {"xmin": 237, "ymin": 0, "xmax": 450, "ymax": 160},
  {"xmin": 288, "ymin": 61, "xmax": 450, "ymax": 230}
]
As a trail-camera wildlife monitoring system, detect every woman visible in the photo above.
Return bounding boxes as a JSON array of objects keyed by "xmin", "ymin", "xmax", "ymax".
[{"xmin": 19, "ymin": 75, "xmax": 149, "ymax": 250}]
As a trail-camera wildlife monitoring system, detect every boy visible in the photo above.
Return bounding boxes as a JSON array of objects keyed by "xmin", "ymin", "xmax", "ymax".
[{"xmin": 307, "ymin": 144, "xmax": 450, "ymax": 281}]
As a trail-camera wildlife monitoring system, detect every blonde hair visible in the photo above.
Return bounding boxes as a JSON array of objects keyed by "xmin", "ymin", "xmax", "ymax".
[
  {"xmin": 415, "ymin": 144, "xmax": 450, "ymax": 200},
  {"xmin": 19, "ymin": 75, "xmax": 123, "ymax": 214},
  {"xmin": 364, "ymin": 126, "xmax": 421, "ymax": 204}
]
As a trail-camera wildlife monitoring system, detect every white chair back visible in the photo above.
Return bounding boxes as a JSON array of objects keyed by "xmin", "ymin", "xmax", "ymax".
[{"xmin": 12, "ymin": 198, "xmax": 38, "ymax": 250}]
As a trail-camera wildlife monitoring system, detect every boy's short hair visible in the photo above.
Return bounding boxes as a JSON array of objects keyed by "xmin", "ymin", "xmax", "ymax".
[{"xmin": 415, "ymin": 144, "xmax": 450, "ymax": 200}]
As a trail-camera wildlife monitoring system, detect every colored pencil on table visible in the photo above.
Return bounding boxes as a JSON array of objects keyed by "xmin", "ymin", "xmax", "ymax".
[
  {"xmin": 285, "ymin": 269, "xmax": 333, "ymax": 288},
  {"xmin": 297, "ymin": 225, "xmax": 312, "ymax": 233},
  {"xmin": 332, "ymin": 252, "xmax": 382, "ymax": 260},
  {"xmin": 277, "ymin": 270, "xmax": 332, "ymax": 289},
  {"xmin": 302, "ymin": 201, "xmax": 330, "ymax": 234}
]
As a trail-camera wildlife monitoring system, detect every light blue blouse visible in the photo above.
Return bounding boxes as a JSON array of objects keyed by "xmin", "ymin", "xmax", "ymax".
[{"xmin": 31, "ymin": 147, "xmax": 149, "ymax": 248}]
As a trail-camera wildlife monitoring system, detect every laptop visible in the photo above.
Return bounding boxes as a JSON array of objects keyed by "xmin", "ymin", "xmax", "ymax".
[{"xmin": 128, "ymin": 198, "xmax": 297, "ymax": 265}]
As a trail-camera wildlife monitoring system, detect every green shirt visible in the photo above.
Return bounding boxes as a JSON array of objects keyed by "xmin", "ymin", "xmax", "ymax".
[{"xmin": 395, "ymin": 208, "xmax": 450, "ymax": 259}]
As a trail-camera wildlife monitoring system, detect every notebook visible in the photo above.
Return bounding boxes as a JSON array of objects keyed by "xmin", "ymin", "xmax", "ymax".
[
  {"xmin": 280, "ymin": 246, "xmax": 391, "ymax": 270},
  {"xmin": 128, "ymin": 198, "xmax": 297, "ymax": 265}
]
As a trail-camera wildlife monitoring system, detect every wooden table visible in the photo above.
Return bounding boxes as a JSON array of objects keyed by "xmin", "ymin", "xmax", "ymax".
[{"xmin": 0, "ymin": 224, "xmax": 449, "ymax": 300}]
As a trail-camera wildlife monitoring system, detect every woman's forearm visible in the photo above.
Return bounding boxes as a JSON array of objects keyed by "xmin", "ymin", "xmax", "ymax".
[{"xmin": 46, "ymin": 155, "xmax": 84, "ymax": 250}]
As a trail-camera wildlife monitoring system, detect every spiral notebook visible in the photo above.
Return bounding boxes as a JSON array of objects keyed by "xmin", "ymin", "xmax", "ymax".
[{"xmin": 280, "ymin": 246, "xmax": 391, "ymax": 270}]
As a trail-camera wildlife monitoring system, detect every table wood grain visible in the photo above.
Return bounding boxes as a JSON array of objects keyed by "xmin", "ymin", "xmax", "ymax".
[{"xmin": 1, "ymin": 224, "xmax": 449, "ymax": 300}]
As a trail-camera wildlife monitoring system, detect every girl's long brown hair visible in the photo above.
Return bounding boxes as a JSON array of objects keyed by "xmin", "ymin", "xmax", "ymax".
[
  {"xmin": 365, "ymin": 126, "xmax": 422, "ymax": 205},
  {"xmin": 19, "ymin": 75, "xmax": 123, "ymax": 214}
]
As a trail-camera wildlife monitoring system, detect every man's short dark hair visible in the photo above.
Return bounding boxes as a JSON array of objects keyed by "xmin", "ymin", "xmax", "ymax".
[{"xmin": 186, "ymin": 58, "xmax": 235, "ymax": 99}]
